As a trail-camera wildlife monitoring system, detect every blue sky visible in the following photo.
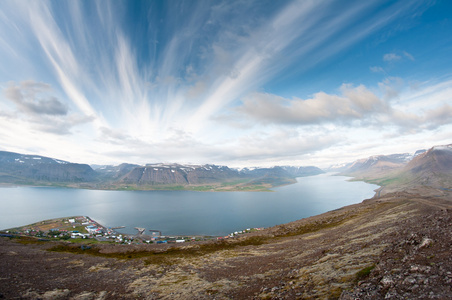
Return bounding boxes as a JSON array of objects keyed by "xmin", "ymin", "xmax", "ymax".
[{"xmin": 0, "ymin": 0, "xmax": 451, "ymax": 167}]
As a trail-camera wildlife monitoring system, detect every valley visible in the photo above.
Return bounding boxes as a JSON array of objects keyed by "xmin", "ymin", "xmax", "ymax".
[{"xmin": 0, "ymin": 143, "xmax": 451, "ymax": 299}]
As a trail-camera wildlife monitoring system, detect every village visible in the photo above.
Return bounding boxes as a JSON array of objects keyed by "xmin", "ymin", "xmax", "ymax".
[{"xmin": 3, "ymin": 216, "xmax": 264, "ymax": 245}]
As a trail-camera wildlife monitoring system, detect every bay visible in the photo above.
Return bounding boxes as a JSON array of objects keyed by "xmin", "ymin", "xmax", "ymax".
[{"xmin": 0, "ymin": 174, "xmax": 378, "ymax": 236}]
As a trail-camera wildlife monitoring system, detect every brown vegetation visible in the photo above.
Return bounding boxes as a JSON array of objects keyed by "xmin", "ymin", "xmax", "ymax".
[{"xmin": 1, "ymin": 186, "xmax": 451, "ymax": 299}]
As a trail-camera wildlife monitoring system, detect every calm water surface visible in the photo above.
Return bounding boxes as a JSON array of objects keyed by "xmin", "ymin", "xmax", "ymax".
[{"xmin": 0, "ymin": 174, "xmax": 378, "ymax": 236}]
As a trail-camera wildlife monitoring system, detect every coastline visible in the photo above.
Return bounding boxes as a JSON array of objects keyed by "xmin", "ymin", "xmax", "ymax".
[
  {"xmin": 0, "ymin": 174, "xmax": 377, "ymax": 236},
  {"xmin": 2, "ymin": 215, "xmax": 262, "ymax": 244},
  {"xmin": 1, "ymin": 187, "xmax": 451, "ymax": 299}
]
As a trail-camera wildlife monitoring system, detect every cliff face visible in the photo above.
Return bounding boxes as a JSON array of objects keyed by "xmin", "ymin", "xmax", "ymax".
[
  {"xmin": 122, "ymin": 166, "xmax": 189, "ymax": 185},
  {"xmin": 120, "ymin": 164, "xmax": 240, "ymax": 185},
  {"xmin": 0, "ymin": 151, "xmax": 97, "ymax": 183}
]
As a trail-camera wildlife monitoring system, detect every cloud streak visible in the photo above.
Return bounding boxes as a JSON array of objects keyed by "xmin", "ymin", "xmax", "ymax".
[{"xmin": 0, "ymin": 0, "xmax": 450, "ymax": 167}]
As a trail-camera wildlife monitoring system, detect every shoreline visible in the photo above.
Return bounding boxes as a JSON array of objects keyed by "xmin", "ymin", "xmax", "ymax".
[
  {"xmin": 1, "ymin": 188, "xmax": 451, "ymax": 299},
  {"xmin": 0, "ymin": 174, "xmax": 376, "ymax": 236},
  {"xmin": 1, "ymin": 215, "xmax": 264, "ymax": 244}
]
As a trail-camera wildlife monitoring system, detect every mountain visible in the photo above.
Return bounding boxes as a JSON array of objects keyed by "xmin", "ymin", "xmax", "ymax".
[
  {"xmin": 93, "ymin": 163, "xmax": 140, "ymax": 180},
  {"xmin": 235, "ymin": 166, "xmax": 324, "ymax": 188},
  {"xmin": 239, "ymin": 166, "xmax": 323, "ymax": 177},
  {"xmin": 119, "ymin": 164, "xmax": 240, "ymax": 186},
  {"xmin": 0, "ymin": 150, "xmax": 325, "ymax": 190},
  {"xmin": 282, "ymin": 166, "xmax": 324, "ymax": 177},
  {"xmin": 335, "ymin": 144, "xmax": 452, "ymax": 193},
  {"xmin": 339, "ymin": 153, "xmax": 413, "ymax": 179},
  {"xmin": 0, "ymin": 151, "xmax": 97, "ymax": 184},
  {"xmin": 111, "ymin": 164, "xmax": 324, "ymax": 189},
  {"xmin": 238, "ymin": 166, "xmax": 296, "ymax": 187},
  {"xmin": 396, "ymin": 144, "xmax": 452, "ymax": 189}
]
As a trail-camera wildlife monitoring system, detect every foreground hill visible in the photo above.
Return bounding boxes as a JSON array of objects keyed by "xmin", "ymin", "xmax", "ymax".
[{"xmin": 1, "ymin": 188, "xmax": 450, "ymax": 299}]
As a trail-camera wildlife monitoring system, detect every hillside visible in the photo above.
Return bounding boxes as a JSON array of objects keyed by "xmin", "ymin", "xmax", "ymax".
[
  {"xmin": 338, "ymin": 153, "xmax": 412, "ymax": 180},
  {"xmin": 0, "ymin": 151, "xmax": 97, "ymax": 184},
  {"xmin": 1, "ymin": 189, "xmax": 450, "ymax": 299},
  {"xmin": 341, "ymin": 144, "xmax": 452, "ymax": 195},
  {"xmin": 401, "ymin": 145, "xmax": 452, "ymax": 188}
]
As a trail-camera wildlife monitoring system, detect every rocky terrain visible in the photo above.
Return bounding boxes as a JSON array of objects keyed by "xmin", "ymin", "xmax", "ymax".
[{"xmin": 1, "ymin": 186, "xmax": 451, "ymax": 299}]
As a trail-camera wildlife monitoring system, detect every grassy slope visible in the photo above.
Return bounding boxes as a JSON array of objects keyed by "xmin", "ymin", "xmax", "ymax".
[{"xmin": 3, "ymin": 187, "xmax": 451, "ymax": 299}]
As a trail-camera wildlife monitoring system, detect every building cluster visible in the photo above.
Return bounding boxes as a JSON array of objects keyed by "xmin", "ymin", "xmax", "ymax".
[
  {"xmin": 217, "ymin": 227, "xmax": 264, "ymax": 240},
  {"xmin": 4, "ymin": 215, "xmax": 266, "ymax": 245}
]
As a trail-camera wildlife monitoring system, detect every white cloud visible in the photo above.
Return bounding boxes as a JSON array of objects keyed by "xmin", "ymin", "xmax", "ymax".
[
  {"xmin": 378, "ymin": 77, "xmax": 404, "ymax": 100},
  {"xmin": 370, "ymin": 66, "xmax": 385, "ymax": 73},
  {"xmin": 238, "ymin": 84, "xmax": 388, "ymax": 125},
  {"xmin": 383, "ymin": 53, "xmax": 401, "ymax": 61},
  {"xmin": 383, "ymin": 51, "xmax": 415, "ymax": 63},
  {"xmin": 4, "ymin": 81, "xmax": 67, "ymax": 116},
  {"xmin": 0, "ymin": 1, "xmax": 449, "ymax": 169},
  {"xmin": 27, "ymin": 2, "xmax": 103, "ymax": 127},
  {"xmin": 1, "ymin": 80, "xmax": 94, "ymax": 135},
  {"xmin": 403, "ymin": 51, "xmax": 415, "ymax": 61}
]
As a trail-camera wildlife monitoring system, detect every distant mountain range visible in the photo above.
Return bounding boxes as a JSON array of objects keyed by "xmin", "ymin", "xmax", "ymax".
[
  {"xmin": 1, "ymin": 143, "xmax": 450, "ymax": 192},
  {"xmin": 0, "ymin": 151, "xmax": 323, "ymax": 191}
]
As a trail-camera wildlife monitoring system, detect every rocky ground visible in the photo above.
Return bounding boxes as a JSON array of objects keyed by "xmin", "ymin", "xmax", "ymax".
[{"xmin": 1, "ymin": 188, "xmax": 451, "ymax": 299}]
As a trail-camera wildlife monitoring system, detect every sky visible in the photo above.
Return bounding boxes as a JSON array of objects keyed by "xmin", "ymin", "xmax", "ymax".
[{"xmin": 0, "ymin": 0, "xmax": 452, "ymax": 168}]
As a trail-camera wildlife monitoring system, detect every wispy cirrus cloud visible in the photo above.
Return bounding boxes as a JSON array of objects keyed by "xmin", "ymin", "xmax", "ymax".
[
  {"xmin": 383, "ymin": 53, "xmax": 402, "ymax": 62},
  {"xmin": 403, "ymin": 51, "xmax": 415, "ymax": 61},
  {"xmin": 370, "ymin": 66, "xmax": 385, "ymax": 73},
  {"xmin": 27, "ymin": 2, "xmax": 99, "ymax": 120},
  {"xmin": 0, "ymin": 0, "xmax": 449, "ymax": 167},
  {"xmin": 383, "ymin": 51, "xmax": 415, "ymax": 62}
]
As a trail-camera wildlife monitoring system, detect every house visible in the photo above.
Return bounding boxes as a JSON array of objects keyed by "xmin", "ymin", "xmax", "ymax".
[
  {"xmin": 71, "ymin": 232, "xmax": 89, "ymax": 238},
  {"xmin": 85, "ymin": 225, "xmax": 98, "ymax": 234}
]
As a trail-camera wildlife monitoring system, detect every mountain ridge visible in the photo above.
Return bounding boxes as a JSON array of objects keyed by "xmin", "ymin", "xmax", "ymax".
[{"xmin": 0, "ymin": 151, "xmax": 324, "ymax": 191}]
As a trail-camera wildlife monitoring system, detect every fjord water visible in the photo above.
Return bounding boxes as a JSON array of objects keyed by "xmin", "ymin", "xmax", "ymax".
[{"xmin": 0, "ymin": 174, "xmax": 378, "ymax": 236}]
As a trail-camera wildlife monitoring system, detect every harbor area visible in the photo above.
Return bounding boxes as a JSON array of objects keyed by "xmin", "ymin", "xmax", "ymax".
[{"xmin": 2, "ymin": 216, "xmax": 263, "ymax": 245}]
